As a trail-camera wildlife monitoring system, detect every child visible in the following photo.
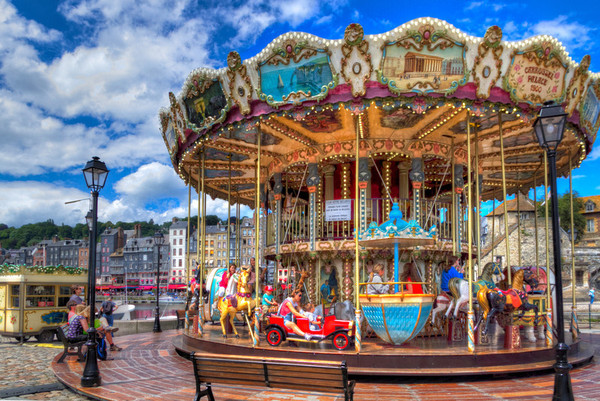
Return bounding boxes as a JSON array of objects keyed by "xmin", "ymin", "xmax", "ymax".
[
  {"xmin": 262, "ymin": 285, "xmax": 278, "ymax": 315},
  {"xmin": 302, "ymin": 303, "xmax": 322, "ymax": 331}
]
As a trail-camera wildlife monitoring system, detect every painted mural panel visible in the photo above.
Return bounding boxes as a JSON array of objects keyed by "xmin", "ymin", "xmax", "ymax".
[
  {"xmin": 164, "ymin": 120, "xmax": 178, "ymax": 154},
  {"xmin": 580, "ymin": 83, "xmax": 600, "ymax": 142},
  {"xmin": 504, "ymin": 47, "xmax": 567, "ymax": 105},
  {"xmin": 183, "ymin": 80, "xmax": 228, "ymax": 131},
  {"xmin": 259, "ymin": 44, "xmax": 336, "ymax": 106},
  {"xmin": 294, "ymin": 108, "xmax": 342, "ymax": 132},
  {"xmin": 381, "ymin": 107, "xmax": 426, "ymax": 129},
  {"xmin": 229, "ymin": 127, "xmax": 281, "ymax": 146},
  {"xmin": 204, "ymin": 148, "xmax": 249, "ymax": 162},
  {"xmin": 449, "ymin": 113, "xmax": 518, "ymax": 134},
  {"xmin": 379, "ymin": 26, "xmax": 467, "ymax": 95},
  {"xmin": 492, "ymin": 132, "xmax": 536, "ymax": 149},
  {"xmin": 204, "ymin": 170, "xmax": 244, "ymax": 179}
]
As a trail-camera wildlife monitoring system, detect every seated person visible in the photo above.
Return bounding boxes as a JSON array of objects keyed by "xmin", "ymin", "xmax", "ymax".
[
  {"xmin": 278, "ymin": 290, "xmax": 311, "ymax": 341},
  {"xmin": 79, "ymin": 305, "xmax": 122, "ymax": 351},
  {"xmin": 66, "ymin": 304, "xmax": 90, "ymax": 342},
  {"xmin": 400, "ymin": 262, "xmax": 423, "ymax": 294},
  {"xmin": 366, "ymin": 264, "xmax": 390, "ymax": 294},
  {"xmin": 301, "ymin": 303, "xmax": 322, "ymax": 331},
  {"xmin": 66, "ymin": 300, "xmax": 78, "ymax": 321},
  {"xmin": 441, "ymin": 256, "xmax": 464, "ymax": 296},
  {"xmin": 261, "ymin": 285, "xmax": 278, "ymax": 315}
]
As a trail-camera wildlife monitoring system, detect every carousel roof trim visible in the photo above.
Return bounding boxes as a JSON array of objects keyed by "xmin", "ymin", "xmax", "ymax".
[{"xmin": 159, "ymin": 19, "xmax": 599, "ymax": 207}]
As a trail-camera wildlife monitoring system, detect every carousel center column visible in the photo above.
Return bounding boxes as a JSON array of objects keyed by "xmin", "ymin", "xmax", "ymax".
[{"xmin": 453, "ymin": 164, "xmax": 465, "ymax": 254}]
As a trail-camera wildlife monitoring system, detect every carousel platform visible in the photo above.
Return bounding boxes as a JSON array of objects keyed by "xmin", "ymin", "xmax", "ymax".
[{"xmin": 175, "ymin": 322, "xmax": 594, "ymax": 377}]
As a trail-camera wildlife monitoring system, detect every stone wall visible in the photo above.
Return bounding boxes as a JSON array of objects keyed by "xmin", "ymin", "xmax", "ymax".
[{"xmin": 481, "ymin": 219, "xmax": 574, "ymax": 278}]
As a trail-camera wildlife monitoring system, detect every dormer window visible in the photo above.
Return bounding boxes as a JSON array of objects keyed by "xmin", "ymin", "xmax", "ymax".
[{"xmin": 585, "ymin": 200, "xmax": 595, "ymax": 212}]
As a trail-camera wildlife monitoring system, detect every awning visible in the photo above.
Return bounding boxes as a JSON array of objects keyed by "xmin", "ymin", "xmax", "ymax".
[{"xmin": 138, "ymin": 285, "xmax": 155, "ymax": 290}]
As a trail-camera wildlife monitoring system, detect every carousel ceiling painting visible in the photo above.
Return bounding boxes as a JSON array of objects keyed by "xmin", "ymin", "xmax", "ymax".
[{"xmin": 160, "ymin": 18, "xmax": 600, "ymax": 208}]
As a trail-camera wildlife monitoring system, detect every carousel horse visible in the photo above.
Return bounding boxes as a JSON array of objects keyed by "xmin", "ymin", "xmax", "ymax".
[
  {"xmin": 217, "ymin": 265, "xmax": 256, "ymax": 338},
  {"xmin": 475, "ymin": 268, "xmax": 540, "ymax": 335},
  {"xmin": 446, "ymin": 262, "xmax": 502, "ymax": 319}
]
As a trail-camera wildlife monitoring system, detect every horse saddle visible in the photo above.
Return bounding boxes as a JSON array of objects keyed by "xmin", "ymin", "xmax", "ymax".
[
  {"xmin": 497, "ymin": 289, "xmax": 522, "ymax": 309},
  {"xmin": 223, "ymin": 295, "xmax": 238, "ymax": 308}
]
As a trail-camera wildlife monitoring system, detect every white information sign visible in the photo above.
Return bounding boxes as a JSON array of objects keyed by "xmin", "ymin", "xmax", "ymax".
[{"xmin": 325, "ymin": 199, "xmax": 352, "ymax": 222}]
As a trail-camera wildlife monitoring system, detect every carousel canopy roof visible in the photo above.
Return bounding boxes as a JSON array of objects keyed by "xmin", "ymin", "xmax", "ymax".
[{"xmin": 159, "ymin": 18, "xmax": 600, "ymax": 207}]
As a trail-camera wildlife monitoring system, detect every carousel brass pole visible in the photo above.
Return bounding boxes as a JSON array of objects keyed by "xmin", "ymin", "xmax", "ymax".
[
  {"xmin": 475, "ymin": 123, "xmax": 482, "ymax": 275},
  {"xmin": 185, "ymin": 174, "xmax": 193, "ymax": 332},
  {"xmin": 236, "ymin": 195, "xmax": 241, "ymax": 266},
  {"xmin": 188, "ymin": 175, "xmax": 200, "ymax": 335},
  {"xmin": 354, "ymin": 116, "xmax": 362, "ymax": 353},
  {"xmin": 467, "ymin": 111, "xmax": 475, "ymax": 353},
  {"xmin": 569, "ymin": 154, "xmax": 578, "ymax": 341},
  {"xmin": 517, "ymin": 184, "xmax": 522, "ymax": 266},
  {"xmin": 254, "ymin": 130, "xmax": 261, "ymax": 347},
  {"xmin": 200, "ymin": 151, "xmax": 207, "ymax": 324},
  {"xmin": 534, "ymin": 176, "xmax": 540, "ymax": 280},
  {"xmin": 491, "ymin": 193, "xmax": 496, "ymax": 261},
  {"xmin": 196, "ymin": 156, "xmax": 201, "ymax": 286},
  {"xmin": 499, "ymin": 111, "xmax": 511, "ymax": 284},
  {"xmin": 545, "ymin": 152, "xmax": 553, "ymax": 347},
  {"xmin": 452, "ymin": 140, "xmax": 456, "ymax": 255},
  {"xmin": 227, "ymin": 154, "xmax": 232, "ymax": 266}
]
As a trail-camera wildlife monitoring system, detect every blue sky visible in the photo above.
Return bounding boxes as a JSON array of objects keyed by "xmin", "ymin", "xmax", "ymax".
[{"xmin": 0, "ymin": 0, "xmax": 599, "ymax": 228}]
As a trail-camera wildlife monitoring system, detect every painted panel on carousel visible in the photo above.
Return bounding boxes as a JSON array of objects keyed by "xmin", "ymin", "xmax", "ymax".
[
  {"xmin": 204, "ymin": 147, "xmax": 249, "ymax": 162},
  {"xmin": 340, "ymin": 23, "xmax": 373, "ymax": 97},
  {"xmin": 580, "ymin": 82, "xmax": 600, "ymax": 143},
  {"xmin": 226, "ymin": 51, "xmax": 253, "ymax": 115},
  {"xmin": 228, "ymin": 126, "xmax": 282, "ymax": 146},
  {"xmin": 449, "ymin": 112, "xmax": 518, "ymax": 134},
  {"xmin": 162, "ymin": 118, "xmax": 178, "ymax": 157},
  {"xmin": 289, "ymin": 108, "xmax": 342, "ymax": 133},
  {"xmin": 504, "ymin": 41, "xmax": 568, "ymax": 106},
  {"xmin": 378, "ymin": 24, "xmax": 467, "ymax": 95},
  {"xmin": 204, "ymin": 169, "xmax": 244, "ymax": 179},
  {"xmin": 491, "ymin": 132, "xmax": 536, "ymax": 149},
  {"xmin": 381, "ymin": 106, "xmax": 427, "ymax": 129},
  {"xmin": 258, "ymin": 40, "xmax": 337, "ymax": 107},
  {"xmin": 182, "ymin": 74, "xmax": 229, "ymax": 133}
]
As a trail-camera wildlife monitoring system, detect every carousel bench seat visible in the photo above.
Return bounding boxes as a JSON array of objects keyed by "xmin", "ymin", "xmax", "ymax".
[{"xmin": 189, "ymin": 351, "xmax": 354, "ymax": 401}]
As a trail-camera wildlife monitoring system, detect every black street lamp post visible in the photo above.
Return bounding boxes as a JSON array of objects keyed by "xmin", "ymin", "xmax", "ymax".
[
  {"xmin": 153, "ymin": 231, "xmax": 164, "ymax": 333},
  {"xmin": 81, "ymin": 157, "xmax": 109, "ymax": 388},
  {"xmin": 533, "ymin": 101, "xmax": 573, "ymax": 401}
]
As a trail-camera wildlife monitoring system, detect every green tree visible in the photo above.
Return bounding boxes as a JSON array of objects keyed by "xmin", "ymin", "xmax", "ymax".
[{"xmin": 537, "ymin": 191, "xmax": 585, "ymax": 242}]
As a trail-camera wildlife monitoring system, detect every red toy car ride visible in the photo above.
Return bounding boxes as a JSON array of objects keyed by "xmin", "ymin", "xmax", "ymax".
[{"xmin": 265, "ymin": 314, "xmax": 355, "ymax": 350}]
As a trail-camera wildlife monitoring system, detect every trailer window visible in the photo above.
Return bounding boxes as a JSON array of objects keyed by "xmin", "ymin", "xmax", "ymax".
[
  {"xmin": 25, "ymin": 285, "xmax": 56, "ymax": 308},
  {"xmin": 58, "ymin": 286, "xmax": 71, "ymax": 307},
  {"xmin": 10, "ymin": 285, "xmax": 20, "ymax": 308}
]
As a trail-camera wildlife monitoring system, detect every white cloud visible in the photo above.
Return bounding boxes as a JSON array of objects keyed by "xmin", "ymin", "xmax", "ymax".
[
  {"xmin": 503, "ymin": 21, "xmax": 517, "ymax": 35},
  {"xmin": 529, "ymin": 16, "xmax": 593, "ymax": 51},
  {"xmin": 571, "ymin": 175, "xmax": 586, "ymax": 180},
  {"xmin": 315, "ymin": 15, "xmax": 333, "ymax": 25},
  {"xmin": 465, "ymin": 2, "xmax": 483, "ymax": 10}
]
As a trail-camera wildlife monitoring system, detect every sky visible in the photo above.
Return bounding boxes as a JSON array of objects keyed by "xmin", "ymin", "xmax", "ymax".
[{"xmin": 1, "ymin": 0, "xmax": 599, "ymax": 228}]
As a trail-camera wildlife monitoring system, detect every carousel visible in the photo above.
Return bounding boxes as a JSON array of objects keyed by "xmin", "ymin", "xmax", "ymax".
[{"xmin": 160, "ymin": 19, "xmax": 599, "ymax": 375}]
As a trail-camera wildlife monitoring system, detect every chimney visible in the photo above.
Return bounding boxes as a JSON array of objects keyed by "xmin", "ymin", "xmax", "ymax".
[
  {"xmin": 134, "ymin": 224, "xmax": 142, "ymax": 238},
  {"xmin": 52, "ymin": 235, "xmax": 58, "ymax": 243}
]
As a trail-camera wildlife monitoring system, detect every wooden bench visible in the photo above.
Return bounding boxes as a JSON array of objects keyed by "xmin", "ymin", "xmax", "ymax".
[
  {"xmin": 189, "ymin": 352, "xmax": 354, "ymax": 401},
  {"xmin": 55, "ymin": 324, "xmax": 86, "ymax": 363},
  {"xmin": 175, "ymin": 310, "xmax": 186, "ymax": 329}
]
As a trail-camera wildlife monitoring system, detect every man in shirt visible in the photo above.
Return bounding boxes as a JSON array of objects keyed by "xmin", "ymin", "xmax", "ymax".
[{"xmin": 100, "ymin": 296, "xmax": 118, "ymax": 327}]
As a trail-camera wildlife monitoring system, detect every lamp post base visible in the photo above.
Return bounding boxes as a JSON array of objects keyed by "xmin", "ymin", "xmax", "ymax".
[
  {"xmin": 552, "ymin": 342, "xmax": 574, "ymax": 401},
  {"xmin": 153, "ymin": 306, "xmax": 162, "ymax": 333},
  {"xmin": 81, "ymin": 329, "xmax": 101, "ymax": 387}
]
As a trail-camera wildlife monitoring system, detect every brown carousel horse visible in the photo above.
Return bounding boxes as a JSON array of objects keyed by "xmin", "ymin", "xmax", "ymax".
[
  {"xmin": 217, "ymin": 265, "xmax": 256, "ymax": 338},
  {"xmin": 475, "ymin": 268, "xmax": 539, "ymax": 335}
]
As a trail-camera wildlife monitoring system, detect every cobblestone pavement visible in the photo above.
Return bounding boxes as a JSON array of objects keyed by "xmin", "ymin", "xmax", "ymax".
[
  {"xmin": 2, "ymin": 329, "xmax": 600, "ymax": 401},
  {"xmin": 0, "ymin": 335, "xmax": 89, "ymax": 401}
]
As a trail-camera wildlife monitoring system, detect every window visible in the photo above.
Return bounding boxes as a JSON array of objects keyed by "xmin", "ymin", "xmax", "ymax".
[
  {"xmin": 179, "ymin": 239, "xmax": 183, "ymax": 245},
  {"xmin": 180, "ymin": 230, "xmax": 183, "ymax": 235},
  {"xmin": 173, "ymin": 239, "xmax": 176, "ymax": 245},
  {"xmin": 587, "ymin": 219, "xmax": 595, "ymax": 233},
  {"xmin": 179, "ymin": 248, "xmax": 182, "ymax": 256},
  {"xmin": 172, "ymin": 260, "xmax": 176, "ymax": 267},
  {"xmin": 179, "ymin": 259, "xmax": 182, "ymax": 267},
  {"xmin": 586, "ymin": 201, "xmax": 595, "ymax": 212}
]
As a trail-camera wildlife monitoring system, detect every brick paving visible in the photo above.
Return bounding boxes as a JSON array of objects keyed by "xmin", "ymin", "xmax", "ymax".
[{"xmin": 1, "ymin": 330, "xmax": 599, "ymax": 400}]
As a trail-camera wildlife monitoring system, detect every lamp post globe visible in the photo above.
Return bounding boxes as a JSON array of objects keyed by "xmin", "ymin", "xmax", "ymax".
[
  {"xmin": 534, "ymin": 102, "xmax": 573, "ymax": 401},
  {"xmin": 81, "ymin": 157, "xmax": 109, "ymax": 388},
  {"xmin": 153, "ymin": 231, "xmax": 165, "ymax": 333}
]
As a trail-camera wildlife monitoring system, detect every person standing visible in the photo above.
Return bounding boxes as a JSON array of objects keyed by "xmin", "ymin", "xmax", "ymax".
[
  {"xmin": 100, "ymin": 296, "xmax": 118, "ymax": 327},
  {"xmin": 589, "ymin": 287, "xmax": 595, "ymax": 305},
  {"xmin": 69, "ymin": 285, "xmax": 84, "ymax": 305}
]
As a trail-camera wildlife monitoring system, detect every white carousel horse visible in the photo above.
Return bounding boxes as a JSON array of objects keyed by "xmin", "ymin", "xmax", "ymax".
[{"xmin": 445, "ymin": 262, "xmax": 502, "ymax": 319}]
